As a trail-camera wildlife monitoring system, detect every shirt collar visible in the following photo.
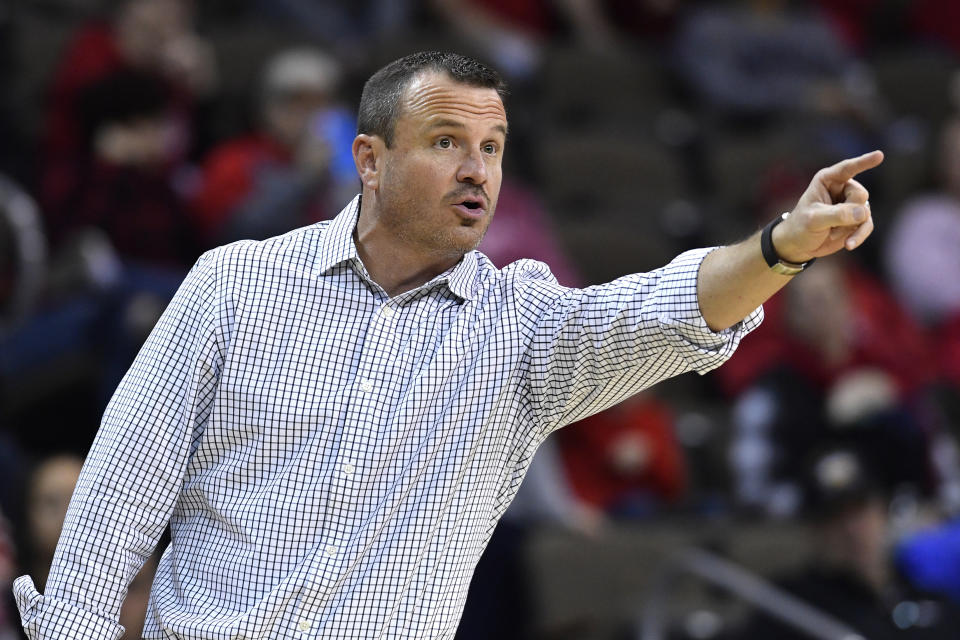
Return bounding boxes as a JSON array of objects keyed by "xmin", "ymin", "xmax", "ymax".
[
  {"xmin": 315, "ymin": 195, "xmax": 479, "ymax": 301},
  {"xmin": 315, "ymin": 195, "xmax": 362, "ymax": 274},
  {"xmin": 444, "ymin": 250, "xmax": 478, "ymax": 301}
]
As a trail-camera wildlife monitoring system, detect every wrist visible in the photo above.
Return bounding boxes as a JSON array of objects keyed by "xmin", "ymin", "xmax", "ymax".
[
  {"xmin": 770, "ymin": 222, "xmax": 808, "ymax": 264},
  {"xmin": 762, "ymin": 213, "xmax": 816, "ymax": 275}
]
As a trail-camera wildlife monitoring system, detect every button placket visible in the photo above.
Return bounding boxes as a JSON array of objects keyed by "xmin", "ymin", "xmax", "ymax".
[{"xmin": 325, "ymin": 301, "xmax": 397, "ymax": 547}]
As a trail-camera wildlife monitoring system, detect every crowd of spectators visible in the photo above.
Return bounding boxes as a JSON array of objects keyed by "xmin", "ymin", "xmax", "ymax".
[{"xmin": 2, "ymin": 0, "xmax": 960, "ymax": 638}]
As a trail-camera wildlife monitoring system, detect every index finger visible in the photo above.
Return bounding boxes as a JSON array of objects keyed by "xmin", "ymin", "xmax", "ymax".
[{"xmin": 819, "ymin": 150, "xmax": 884, "ymax": 185}]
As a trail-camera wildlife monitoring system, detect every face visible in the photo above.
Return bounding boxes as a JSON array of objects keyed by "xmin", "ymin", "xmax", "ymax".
[
  {"xmin": 359, "ymin": 72, "xmax": 507, "ymax": 262},
  {"xmin": 786, "ymin": 258, "xmax": 853, "ymax": 354},
  {"xmin": 818, "ymin": 498, "xmax": 888, "ymax": 584},
  {"xmin": 117, "ymin": 0, "xmax": 189, "ymax": 67},
  {"xmin": 265, "ymin": 89, "xmax": 330, "ymax": 150}
]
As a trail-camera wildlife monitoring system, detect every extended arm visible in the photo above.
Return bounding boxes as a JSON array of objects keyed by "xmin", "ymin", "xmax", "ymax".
[
  {"xmin": 698, "ymin": 150, "xmax": 883, "ymax": 331},
  {"xmin": 523, "ymin": 151, "xmax": 881, "ymax": 436}
]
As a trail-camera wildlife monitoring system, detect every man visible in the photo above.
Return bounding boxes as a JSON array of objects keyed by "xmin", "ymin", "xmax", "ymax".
[{"xmin": 13, "ymin": 51, "xmax": 881, "ymax": 638}]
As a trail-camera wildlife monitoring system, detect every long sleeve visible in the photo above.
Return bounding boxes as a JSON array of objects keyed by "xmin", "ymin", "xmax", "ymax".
[
  {"xmin": 13, "ymin": 251, "xmax": 227, "ymax": 639},
  {"xmin": 524, "ymin": 247, "xmax": 763, "ymax": 434}
]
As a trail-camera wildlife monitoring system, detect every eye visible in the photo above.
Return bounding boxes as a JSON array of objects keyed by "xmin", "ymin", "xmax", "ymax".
[
  {"xmin": 483, "ymin": 143, "xmax": 498, "ymax": 155},
  {"xmin": 436, "ymin": 137, "xmax": 453, "ymax": 149}
]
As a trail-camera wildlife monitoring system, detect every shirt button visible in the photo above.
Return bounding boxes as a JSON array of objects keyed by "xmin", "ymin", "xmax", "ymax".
[
  {"xmin": 297, "ymin": 619, "xmax": 312, "ymax": 632},
  {"xmin": 325, "ymin": 545, "xmax": 337, "ymax": 557},
  {"xmin": 380, "ymin": 306, "xmax": 395, "ymax": 319},
  {"xmin": 342, "ymin": 462, "xmax": 356, "ymax": 476},
  {"xmin": 359, "ymin": 379, "xmax": 374, "ymax": 393}
]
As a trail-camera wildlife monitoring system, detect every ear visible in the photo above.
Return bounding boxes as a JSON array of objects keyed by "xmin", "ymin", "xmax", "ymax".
[{"xmin": 353, "ymin": 134, "xmax": 383, "ymax": 191}]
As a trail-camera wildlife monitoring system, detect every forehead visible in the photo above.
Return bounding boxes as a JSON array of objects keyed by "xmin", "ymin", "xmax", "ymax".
[{"xmin": 400, "ymin": 72, "xmax": 507, "ymax": 133}]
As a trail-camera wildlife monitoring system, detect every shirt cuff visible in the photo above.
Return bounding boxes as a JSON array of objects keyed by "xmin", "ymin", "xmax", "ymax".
[
  {"xmin": 655, "ymin": 247, "xmax": 764, "ymax": 374},
  {"xmin": 14, "ymin": 575, "xmax": 124, "ymax": 640}
]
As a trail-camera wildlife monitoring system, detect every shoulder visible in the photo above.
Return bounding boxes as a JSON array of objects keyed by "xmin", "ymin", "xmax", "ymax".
[
  {"xmin": 203, "ymin": 221, "xmax": 331, "ymax": 288},
  {"xmin": 473, "ymin": 253, "xmax": 574, "ymax": 317},
  {"xmin": 475, "ymin": 254, "xmax": 561, "ymax": 290}
]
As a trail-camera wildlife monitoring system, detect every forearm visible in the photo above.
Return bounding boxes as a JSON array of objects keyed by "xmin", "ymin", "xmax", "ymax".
[{"xmin": 697, "ymin": 231, "xmax": 793, "ymax": 332}]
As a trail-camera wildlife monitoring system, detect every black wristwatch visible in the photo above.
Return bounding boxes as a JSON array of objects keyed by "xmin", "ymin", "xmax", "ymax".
[{"xmin": 761, "ymin": 212, "xmax": 816, "ymax": 276}]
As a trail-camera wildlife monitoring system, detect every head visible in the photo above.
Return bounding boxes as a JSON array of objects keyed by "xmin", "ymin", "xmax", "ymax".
[
  {"xmin": 261, "ymin": 48, "xmax": 341, "ymax": 150},
  {"xmin": 114, "ymin": 0, "xmax": 192, "ymax": 68},
  {"xmin": 806, "ymin": 450, "xmax": 889, "ymax": 590},
  {"xmin": 26, "ymin": 454, "xmax": 83, "ymax": 562},
  {"xmin": 784, "ymin": 257, "xmax": 854, "ymax": 363},
  {"xmin": 353, "ymin": 52, "xmax": 508, "ymax": 261}
]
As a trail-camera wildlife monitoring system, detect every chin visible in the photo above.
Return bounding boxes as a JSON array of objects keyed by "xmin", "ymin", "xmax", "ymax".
[
  {"xmin": 431, "ymin": 222, "xmax": 482, "ymax": 252},
  {"xmin": 454, "ymin": 228, "xmax": 487, "ymax": 254}
]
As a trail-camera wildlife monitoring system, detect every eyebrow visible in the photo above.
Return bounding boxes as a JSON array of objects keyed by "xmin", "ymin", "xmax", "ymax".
[{"xmin": 426, "ymin": 118, "xmax": 508, "ymax": 138}]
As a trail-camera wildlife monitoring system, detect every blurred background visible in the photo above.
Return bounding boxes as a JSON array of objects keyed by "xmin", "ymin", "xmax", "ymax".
[{"xmin": 2, "ymin": 0, "xmax": 960, "ymax": 638}]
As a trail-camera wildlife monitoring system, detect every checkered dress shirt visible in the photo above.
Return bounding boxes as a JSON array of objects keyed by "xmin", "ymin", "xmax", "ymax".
[{"xmin": 14, "ymin": 196, "xmax": 761, "ymax": 639}]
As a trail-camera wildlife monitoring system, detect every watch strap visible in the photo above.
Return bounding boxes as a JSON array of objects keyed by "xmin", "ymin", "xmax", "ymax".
[{"xmin": 761, "ymin": 212, "xmax": 815, "ymax": 275}]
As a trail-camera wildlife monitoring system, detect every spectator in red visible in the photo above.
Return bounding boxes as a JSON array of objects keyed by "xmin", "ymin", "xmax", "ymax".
[
  {"xmin": 719, "ymin": 256, "xmax": 934, "ymax": 399},
  {"xmin": 191, "ymin": 48, "xmax": 357, "ymax": 247},
  {"xmin": 40, "ymin": 0, "xmax": 215, "ymax": 246},
  {"xmin": 720, "ymin": 257, "xmax": 947, "ymax": 517},
  {"xmin": 557, "ymin": 393, "xmax": 687, "ymax": 515},
  {"xmin": 65, "ymin": 68, "xmax": 197, "ymax": 267}
]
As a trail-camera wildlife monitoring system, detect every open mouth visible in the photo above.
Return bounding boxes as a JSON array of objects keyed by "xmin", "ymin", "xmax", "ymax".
[{"xmin": 452, "ymin": 197, "xmax": 486, "ymax": 219}]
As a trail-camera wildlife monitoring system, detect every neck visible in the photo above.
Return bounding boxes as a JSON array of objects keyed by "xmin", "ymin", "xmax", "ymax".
[{"xmin": 354, "ymin": 195, "xmax": 462, "ymax": 298}]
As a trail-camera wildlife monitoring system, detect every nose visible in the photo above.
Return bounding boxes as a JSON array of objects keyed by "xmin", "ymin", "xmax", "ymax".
[{"xmin": 456, "ymin": 147, "xmax": 487, "ymax": 185}]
